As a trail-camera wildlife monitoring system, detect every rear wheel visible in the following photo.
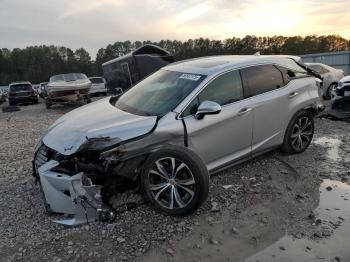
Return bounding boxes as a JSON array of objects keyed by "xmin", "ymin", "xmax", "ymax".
[
  {"xmin": 45, "ymin": 100, "xmax": 52, "ymax": 109},
  {"xmin": 325, "ymin": 83, "xmax": 337, "ymax": 100},
  {"xmin": 142, "ymin": 148, "xmax": 209, "ymax": 216},
  {"xmin": 282, "ymin": 111, "xmax": 314, "ymax": 154}
]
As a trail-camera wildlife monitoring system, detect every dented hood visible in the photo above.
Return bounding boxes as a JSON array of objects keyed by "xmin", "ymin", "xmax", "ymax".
[{"xmin": 43, "ymin": 97, "xmax": 157, "ymax": 155}]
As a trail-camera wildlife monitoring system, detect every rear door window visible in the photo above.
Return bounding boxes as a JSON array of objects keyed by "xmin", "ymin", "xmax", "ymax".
[
  {"xmin": 182, "ymin": 70, "xmax": 243, "ymax": 117},
  {"xmin": 241, "ymin": 65, "xmax": 284, "ymax": 97}
]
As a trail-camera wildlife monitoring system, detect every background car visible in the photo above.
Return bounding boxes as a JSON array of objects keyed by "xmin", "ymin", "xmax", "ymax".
[
  {"xmin": 331, "ymin": 75, "xmax": 350, "ymax": 111},
  {"xmin": 8, "ymin": 81, "xmax": 39, "ymax": 106},
  {"xmin": 38, "ymin": 82, "xmax": 49, "ymax": 98},
  {"xmin": 306, "ymin": 63, "xmax": 344, "ymax": 99},
  {"xmin": 89, "ymin": 77, "xmax": 107, "ymax": 96}
]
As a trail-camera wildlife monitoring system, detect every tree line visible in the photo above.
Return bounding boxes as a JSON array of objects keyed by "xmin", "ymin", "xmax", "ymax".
[{"xmin": 1, "ymin": 35, "xmax": 349, "ymax": 85}]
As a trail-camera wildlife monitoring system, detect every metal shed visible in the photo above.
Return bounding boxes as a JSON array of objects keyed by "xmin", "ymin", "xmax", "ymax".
[
  {"xmin": 102, "ymin": 45, "xmax": 174, "ymax": 94},
  {"xmin": 300, "ymin": 50, "xmax": 350, "ymax": 75}
]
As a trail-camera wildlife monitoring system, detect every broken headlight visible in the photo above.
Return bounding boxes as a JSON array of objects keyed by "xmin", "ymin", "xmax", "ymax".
[{"xmin": 100, "ymin": 145, "xmax": 127, "ymax": 160}]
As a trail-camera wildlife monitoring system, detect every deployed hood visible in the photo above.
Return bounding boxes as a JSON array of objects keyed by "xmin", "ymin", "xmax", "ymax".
[{"xmin": 43, "ymin": 97, "xmax": 157, "ymax": 155}]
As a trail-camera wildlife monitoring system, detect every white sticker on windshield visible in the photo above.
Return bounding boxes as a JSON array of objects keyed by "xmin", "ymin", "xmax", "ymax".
[{"xmin": 180, "ymin": 74, "xmax": 201, "ymax": 81}]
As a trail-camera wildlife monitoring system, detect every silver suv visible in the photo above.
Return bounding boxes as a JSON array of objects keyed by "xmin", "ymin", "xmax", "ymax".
[{"xmin": 33, "ymin": 55, "xmax": 324, "ymax": 225}]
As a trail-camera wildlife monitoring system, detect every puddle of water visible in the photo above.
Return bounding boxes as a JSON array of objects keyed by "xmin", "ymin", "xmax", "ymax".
[
  {"xmin": 245, "ymin": 179, "xmax": 350, "ymax": 262},
  {"xmin": 314, "ymin": 137, "xmax": 341, "ymax": 161}
]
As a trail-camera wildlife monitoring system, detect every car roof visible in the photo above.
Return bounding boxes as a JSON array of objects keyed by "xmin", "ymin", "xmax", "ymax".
[
  {"xmin": 164, "ymin": 55, "xmax": 302, "ymax": 75},
  {"xmin": 9, "ymin": 81, "xmax": 32, "ymax": 86}
]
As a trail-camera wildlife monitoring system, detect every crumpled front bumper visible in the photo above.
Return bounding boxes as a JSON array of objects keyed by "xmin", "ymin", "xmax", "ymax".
[{"xmin": 38, "ymin": 160, "xmax": 103, "ymax": 226}]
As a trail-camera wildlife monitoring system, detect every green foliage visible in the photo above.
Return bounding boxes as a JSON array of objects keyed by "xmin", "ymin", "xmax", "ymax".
[{"xmin": 0, "ymin": 35, "xmax": 349, "ymax": 85}]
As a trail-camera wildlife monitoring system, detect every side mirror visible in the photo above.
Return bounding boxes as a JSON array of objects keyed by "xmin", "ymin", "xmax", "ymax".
[{"xmin": 195, "ymin": 101, "xmax": 221, "ymax": 120}]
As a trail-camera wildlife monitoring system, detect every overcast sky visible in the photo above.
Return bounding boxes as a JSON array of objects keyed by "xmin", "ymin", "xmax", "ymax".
[{"xmin": 1, "ymin": 0, "xmax": 349, "ymax": 58}]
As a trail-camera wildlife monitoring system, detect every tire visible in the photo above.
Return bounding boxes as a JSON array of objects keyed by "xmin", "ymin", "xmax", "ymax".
[
  {"xmin": 142, "ymin": 147, "xmax": 209, "ymax": 216},
  {"xmin": 9, "ymin": 101, "xmax": 15, "ymax": 106},
  {"xmin": 86, "ymin": 97, "xmax": 92, "ymax": 103},
  {"xmin": 324, "ymin": 83, "xmax": 337, "ymax": 100},
  {"xmin": 282, "ymin": 110, "xmax": 314, "ymax": 154},
  {"xmin": 45, "ymin": 101, "xmax": 52, "ymax": 109}
]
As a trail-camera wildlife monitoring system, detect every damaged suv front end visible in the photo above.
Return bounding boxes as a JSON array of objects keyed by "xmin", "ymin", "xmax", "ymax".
[
  {"xmin": 33, "ymin": 69, "xmax": 207, "ymax": 226},
  {"xmin": 33, "ymin": 97, "xmax": 161, "ymax": 225}
]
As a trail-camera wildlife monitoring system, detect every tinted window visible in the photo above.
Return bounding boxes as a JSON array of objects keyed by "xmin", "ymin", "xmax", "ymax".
[
  {"xmin": 90, "ymin": 78, "xmax": 104, "ymax": 84},
  {"xmin": 241, "ymin": 65, "xmax": 284, "ymax": 97},
  {"xmin": 182, "ymin": 70, "xmax": 243, "ymax": 117},
  {"xmin": 10, "ymin": 84, "xmax": 32, "ymax": 92}
]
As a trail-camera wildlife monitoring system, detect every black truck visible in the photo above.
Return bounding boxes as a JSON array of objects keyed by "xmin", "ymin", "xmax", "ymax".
[{"xmin": 102, "ymin": 45, "xmax": 174, "ymax": 94}]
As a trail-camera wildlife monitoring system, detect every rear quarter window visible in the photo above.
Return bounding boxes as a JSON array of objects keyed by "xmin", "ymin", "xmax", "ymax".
[{"xmin": 241, "ymin": 65, "xmax": 284, "ymax": 98}]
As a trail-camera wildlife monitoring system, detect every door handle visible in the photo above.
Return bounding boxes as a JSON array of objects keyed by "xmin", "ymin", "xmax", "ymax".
[
  {"xmin": 237, "ymin": 107, "xmax": 252, "ymax": 116},
  {"xmin": 288, "ymin": 92, "xmax": 299, "ymax": 99}
]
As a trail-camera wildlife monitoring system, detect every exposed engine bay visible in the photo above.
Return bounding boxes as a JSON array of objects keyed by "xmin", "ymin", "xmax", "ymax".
[{"xmin": 32, "ymin": 116, "xmax": 186, "ymax": 226}]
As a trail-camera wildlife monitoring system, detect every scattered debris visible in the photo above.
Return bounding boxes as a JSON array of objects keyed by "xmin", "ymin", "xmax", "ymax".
[
  {"xmin": 166, "ymin": 248, "xmax": 174, "ymax": 255},
  {"xmin": 209, "ymin": 236, "xmax": 219, "ymax": 245},
  {"xmin": 231, "ymin": 227, "xmax": 240, "ymax": 235},
  {"xmin": 334, "ymin": 255, "xmax": 343, "ymax": 262},
  {"xmin": 210, "ymin": 201, "xmax": 220, "ymax": 213},
  {"xmin": 2, "ymin": 106, "xmax": 20, "ymax": 113}
]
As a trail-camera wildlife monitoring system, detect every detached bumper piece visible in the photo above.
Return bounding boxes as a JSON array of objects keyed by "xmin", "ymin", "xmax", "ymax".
[{"xmin": 38, "ymin": 160, "xmax": 103, "ymax": 226}]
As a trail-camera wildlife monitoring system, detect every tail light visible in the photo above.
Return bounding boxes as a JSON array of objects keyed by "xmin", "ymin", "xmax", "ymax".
[{"xmin": 9, "ymin": 92, "xmax": 16, "ymax": 96}]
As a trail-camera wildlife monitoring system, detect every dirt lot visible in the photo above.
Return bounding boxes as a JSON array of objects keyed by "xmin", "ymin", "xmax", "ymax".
[{"xmin": 1, "ymin": 99, "xmax": 350, "ymax": 262}]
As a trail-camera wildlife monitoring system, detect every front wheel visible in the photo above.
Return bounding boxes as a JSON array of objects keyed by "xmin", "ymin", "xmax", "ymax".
[
  {"xmin": 282, "ymin": 111, "xmax": 314, "ymax": 154},
  {"xmin": 142, "ymin": 148, "xmax": 209, "ymax": 216}
]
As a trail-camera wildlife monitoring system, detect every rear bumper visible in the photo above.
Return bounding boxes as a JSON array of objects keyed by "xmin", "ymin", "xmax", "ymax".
[
  {"xmin": 9, "ymin": 96, "xmax": 37, "ymax": 103},
  {"xmin": 38, "ymin": 160, "xmax": 103, "ymax": 226}
]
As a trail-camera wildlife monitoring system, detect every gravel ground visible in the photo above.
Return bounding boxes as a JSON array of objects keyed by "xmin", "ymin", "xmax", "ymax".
[{"xmin": 0, "ymin": 99, "xmax": 349, "ymax": 262}]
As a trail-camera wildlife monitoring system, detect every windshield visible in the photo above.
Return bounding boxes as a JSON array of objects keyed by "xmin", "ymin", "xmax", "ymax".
[
  {"xmin": 115, "ymin": 70, "xmax": 206, "ymax": 116},
  {"xmin": 89, "ymin": 77, "xmax": 104, "ymax": 84},
  {"xmin": 10, "ymin": 84, "xmax": 32, "ymax": 92},
  {"xmin": 50, "ymin": 73, "xmax": 87, "ymax": 82}
]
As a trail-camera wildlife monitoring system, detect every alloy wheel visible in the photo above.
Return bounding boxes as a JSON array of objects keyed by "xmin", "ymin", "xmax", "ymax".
[
  {"xmin": 290, "ymin": 117, "xmax": 313, "ymax": 151},
  {"xmin": 327, "ymin": 84, "xmax": 337, "ymax": 99},
  {"xmin": 148, "ymin": 157, "xmax": 196, "ymax": 210}
]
